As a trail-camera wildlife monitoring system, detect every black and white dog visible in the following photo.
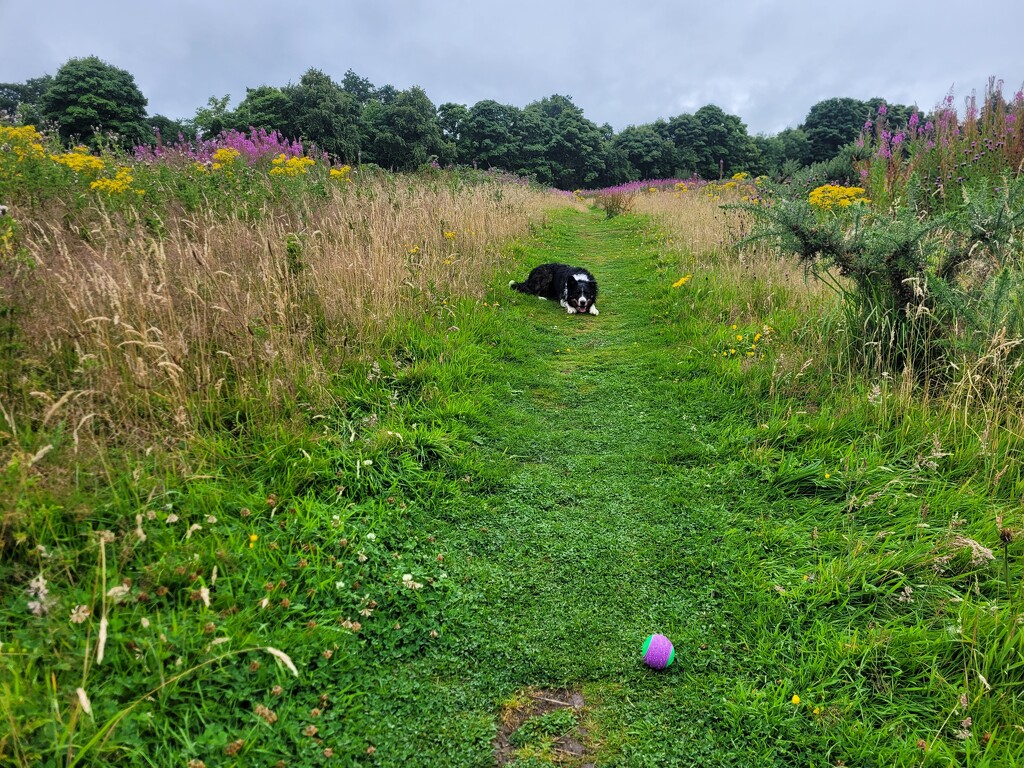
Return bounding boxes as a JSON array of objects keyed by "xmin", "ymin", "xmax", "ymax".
[{"xmin": 509, "ymin": 263, "xmax": 599, "ymax": 315}]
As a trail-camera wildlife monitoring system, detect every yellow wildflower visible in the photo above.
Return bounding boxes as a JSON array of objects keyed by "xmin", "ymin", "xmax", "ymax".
[
  {"xmin": 671, "ymin": 275, "xmax": 692, "ymax": 288},
  {"xmin": 269, "ymin": 154, "xmax": 315, "ymax": 176},
  {"xmin": 248, "ymin": 534, "xmax": 259, "ymax": 549},
  {"xmin": 212, "ymin": 147, "xmax": 240, "ymax": 167},
  {"xmin": 1, "ymin": 125, "xmax": 47, "ymax": 163},
  {"xmin": 791, "ymin": 695, "xmax": 801, "ymax": 705},
  {"xmin": 330, "ymin": 165, "xmax": 352, "ymax": 181},
  {"xmin": 52, "ymin": 147, "xmax": 105, "ymax": 174},
  {"xmin": 808, "ymin": 184, "xmax": 869, "ymax": 210},
  {"xmin": 90, "ymin": 167, "xmax": 135, "ymax": 194}
]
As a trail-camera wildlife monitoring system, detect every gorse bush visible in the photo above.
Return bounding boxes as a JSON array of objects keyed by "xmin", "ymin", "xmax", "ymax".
[
  {"xmin": 738, "ymin": 82, "xmax": 1024, "ymax": 387},
  {"xmin": 741, "ymin": 188, "xmax": 947, "ymax": 375}
]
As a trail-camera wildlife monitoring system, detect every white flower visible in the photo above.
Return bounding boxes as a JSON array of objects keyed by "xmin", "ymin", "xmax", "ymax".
[
  {"xmin": 106, "ymin": 584, "xmax": 131, "ymax": 602},
  {"xmin": 401, "ymin": 574, "xmax": 423, "ymax": 590},
  {"xmin": 165, "ymin": 514, "xmax": 179, "ymax": 524},
  {"xmin": 366, "ymin": 532, "xmax": 376, "ymax": 541},
  {"xmin": 69, "ymin": 605, "xmax": 91, "ymax": 624},
  {"xmin": 27, "ymin": 574, "xmax": 53, "ymax": 615},
  {"xmin": 185, "ymin": 523, "xmax": 202, "ymax": 539},
  {"xmin": 28, "ymin": 573, "xmax": 48, "ymax": 600}
]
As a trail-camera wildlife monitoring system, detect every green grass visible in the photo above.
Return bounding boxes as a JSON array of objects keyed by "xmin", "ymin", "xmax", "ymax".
[{"xmin": 3, "ymin": 208, "xmax": 1023, "ymax": 767}]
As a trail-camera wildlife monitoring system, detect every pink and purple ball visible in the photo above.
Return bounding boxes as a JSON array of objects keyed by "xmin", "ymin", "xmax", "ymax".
[{"xmin": 642, "ymin": 633, "xmax": 675, "ymax": 670}]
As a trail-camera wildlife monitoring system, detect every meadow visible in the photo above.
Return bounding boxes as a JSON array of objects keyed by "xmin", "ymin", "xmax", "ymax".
[{"xmin": 1, "ymin": 85, "xmax": 1023, "ymax": 767}]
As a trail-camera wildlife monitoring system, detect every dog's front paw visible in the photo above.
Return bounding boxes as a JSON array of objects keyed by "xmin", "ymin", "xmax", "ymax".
[
  {"xmin": 565, "ymin": 306, "xmax": 577, "ymax": 314},
  {"xmin": 589, "ymin": 305, "xmax": 599, "ymax": 315}
]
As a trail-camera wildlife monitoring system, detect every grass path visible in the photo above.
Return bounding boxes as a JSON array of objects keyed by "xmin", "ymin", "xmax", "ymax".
[{"xmin": 366, "ymin": 210, "xmax": 780, "ymax": 766}]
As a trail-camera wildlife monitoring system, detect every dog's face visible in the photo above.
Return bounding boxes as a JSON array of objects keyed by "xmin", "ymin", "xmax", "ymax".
[{"xmin": 564, "ymin": 273, "xmax": 596, "ymax": 314}]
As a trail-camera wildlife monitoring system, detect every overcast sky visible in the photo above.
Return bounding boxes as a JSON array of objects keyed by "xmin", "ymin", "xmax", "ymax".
[{"xmin": 3, "ymin": 0, "xmax": 1023, "ymax": 136}]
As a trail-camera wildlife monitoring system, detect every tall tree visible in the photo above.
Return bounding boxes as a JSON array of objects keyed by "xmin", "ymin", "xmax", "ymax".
[
  {"xmin": 801, "ymin": 97, "xmax": 871, "ymax": 164},
  {"xmin": 286, "ymin": 68, "xmax": 361, "ymax": 161},
  {"xmin": 0, "ymin": 75, "xmax": 53, "ymax": 124},
  {"xmin": 341, "ymin": 69, "xmax": 376, "ymax": 107},
  {"xmin": 613, "ymin": 123, "xmax": 676, "ymax": 180},
  {"xmin": 666, "ymin": 113, "xmax": 706, "ymax": 177},
  {"xmin": 437, "ymin": 102, "xmax": 470, "ymax": 161},
  {"xmin": 363, "ymin": 86, "xmax": 451, "ymax": 170},
  {"xmin": 236, "ymin": 86, "xmax": 292, "ymax": 134},
  {"xmin": 753, "ymin": 127, "xmax": 814, "ymax": 178},
  {"xmin": 39, "ymin": 57, "xmax": 148, "ymax": 147},
  {"xmin": 188, "ymin": 94, "xmax": 238, "ymax": 138},
  {"xmin": 146, "ymin": 114, "xmax": 191, "ymax": 144},
  {"xmin": 524, "ymin": 95, "xmax": 605, "ymax": 189},
  {"xmin": 462, "ymin": 100, "xmax": 522, "ymax": 171},
  {"xmin": 513, "ymin": 107, "xmax": 556, "ymax": 183},
  {"xmin": 693, "ymin": 105, "xmax": 757, "ymax": 178}
]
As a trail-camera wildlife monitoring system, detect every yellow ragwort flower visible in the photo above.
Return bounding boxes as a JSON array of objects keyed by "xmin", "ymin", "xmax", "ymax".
[
  {"xmin": 808, "ymin": 184, "xmax": 869, "ymax": 211},
  {"xmin": 269, "ymin": 154, "xmax": 315, "ymax": 176}
]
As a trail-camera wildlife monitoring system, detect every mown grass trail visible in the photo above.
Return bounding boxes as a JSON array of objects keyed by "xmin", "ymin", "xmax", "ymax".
[
  {"xmin": 364, "ymin": 207, "xmax": 1024, "ymax": 767},
  {"xmin": 364, "ymin": 209, "xmax": 815, "ymax": 766}
]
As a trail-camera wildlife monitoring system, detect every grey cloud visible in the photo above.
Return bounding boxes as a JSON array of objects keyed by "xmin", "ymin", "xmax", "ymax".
[{"xmin": 2, "ymin": 0, "xmax": 1023, "ymax": 135}]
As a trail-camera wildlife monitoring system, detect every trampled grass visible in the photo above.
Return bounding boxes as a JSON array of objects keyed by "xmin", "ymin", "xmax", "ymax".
[{"xmin": 2, "ymin": 187, "xmax": 1022, "ymax": 767}]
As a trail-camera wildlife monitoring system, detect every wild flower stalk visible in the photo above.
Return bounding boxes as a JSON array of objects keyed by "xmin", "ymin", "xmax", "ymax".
[{"xmin": 858, "ymin": 78, "xmax": 1024, "ymax": 212}]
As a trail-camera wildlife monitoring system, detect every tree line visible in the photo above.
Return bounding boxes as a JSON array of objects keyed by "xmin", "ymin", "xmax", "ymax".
[{"xmin": 1, "ymin": 56, "xmax": 915, "ymax": 189}]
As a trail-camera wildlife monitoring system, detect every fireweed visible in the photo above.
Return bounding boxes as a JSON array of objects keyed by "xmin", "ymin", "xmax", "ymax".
[
  {"xmin": 133, "ymin": 127, "xmax": 313, "ymax": 168},
  {"xmin": 858, "ymin": 78, "xmax": 1024, "ymax": 213}
]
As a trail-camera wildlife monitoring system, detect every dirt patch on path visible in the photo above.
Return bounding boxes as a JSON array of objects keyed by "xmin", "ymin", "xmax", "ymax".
[{"xmin": 494, "ymin": 687, "xmax": 595, "ymax": 766}]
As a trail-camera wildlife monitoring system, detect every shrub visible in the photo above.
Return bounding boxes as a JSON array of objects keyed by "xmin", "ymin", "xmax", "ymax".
[{"xmin": 596, "ymin": 191, "xmax": 635, "ymax": 218}]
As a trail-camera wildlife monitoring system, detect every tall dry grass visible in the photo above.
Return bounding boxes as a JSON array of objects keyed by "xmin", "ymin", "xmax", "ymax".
[
  {"xmin": 633, "ymin": 187, "xmax": 839, "ymax": 321},
  {"xmin": 1, "ymin": 176, "xmax": 570, "ymax": 445}
]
